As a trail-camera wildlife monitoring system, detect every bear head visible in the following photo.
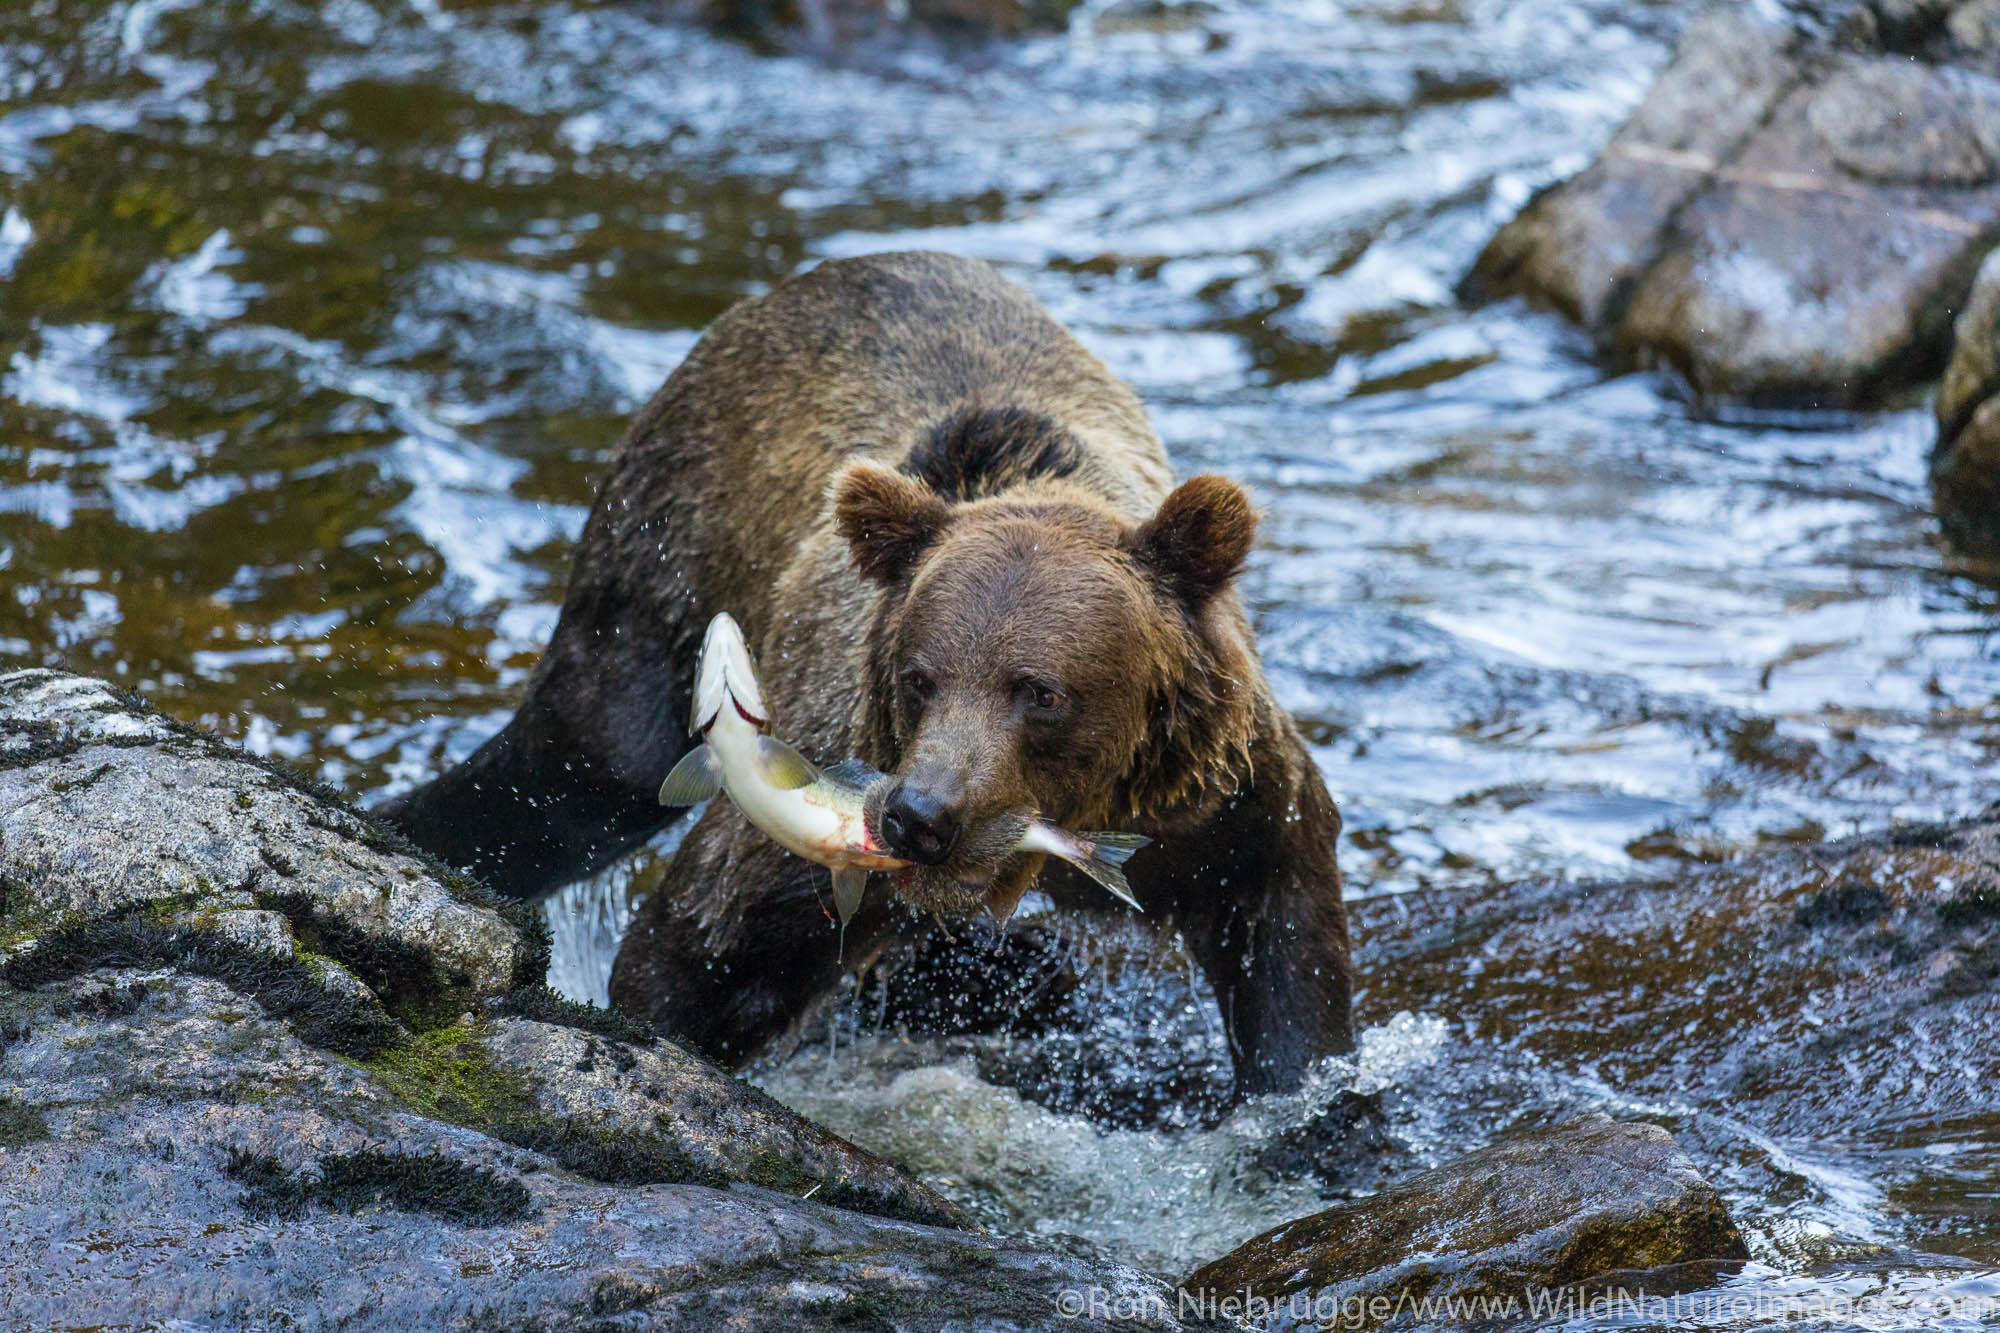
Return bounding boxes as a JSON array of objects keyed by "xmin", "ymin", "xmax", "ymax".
[{"xmin": 833, "ymin": 441, "xmax": 1259, "ymax": 918}]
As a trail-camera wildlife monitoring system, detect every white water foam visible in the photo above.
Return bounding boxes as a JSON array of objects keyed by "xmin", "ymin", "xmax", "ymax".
[{"xmin": 760, "ymin": 1011, "xmax": 1450, "ymax": 1274}]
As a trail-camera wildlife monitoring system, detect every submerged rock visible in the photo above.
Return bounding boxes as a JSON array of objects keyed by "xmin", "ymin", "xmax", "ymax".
[
  {"xmin": 0, "ymin": 669, "xmax": 1193, "ymax": 1330},
  {"xmin": 703, "ymin": 0, "xmax": 1082, "ymax": 50},
  {"xmin": 1185, "ymin": 1116, "xmax": 1746, "ymax": 1325},
  {"xmin": 1176, "ymin": 810, "xmax": 2000, "ymax": 1321},
  {"xmin": 1936, "ymin": 247, "xmax": 2000, "ymax": 552},
  {"xmin": 1351, "ymin": 814, "xmax": 2000, "ymax": 1200},
  {"xmin": 1464, "ymin": 2, "xmax": 2000, "ymax": 409}
]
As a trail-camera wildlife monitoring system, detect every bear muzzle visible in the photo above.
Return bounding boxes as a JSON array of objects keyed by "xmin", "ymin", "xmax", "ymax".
[{"xmin": 879, "ymin": 779, "xmax": 963, "ymax": 866}]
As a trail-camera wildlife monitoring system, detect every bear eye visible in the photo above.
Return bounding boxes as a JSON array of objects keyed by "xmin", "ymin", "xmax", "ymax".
[
  {"xmin": 1019, "ymin": 678, "xmax": 1065, "ymax": 714},
  {"xmin": 900, "ymin": 667, "xmax": 936, "ymax": 702}
]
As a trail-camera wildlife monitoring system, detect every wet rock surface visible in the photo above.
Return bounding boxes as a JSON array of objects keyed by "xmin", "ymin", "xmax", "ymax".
[
  {"xmin": 1936, "ymin": 248, "xmax": 2000, "ymax": 552},
  {"xmin": 1186, "ymin": 1115, "xmax": 1747, "ymax": 1323},
  {"xmin": 1464, "ymin": 1, "xmax": 2000, "ymax": 408},
  {"xmin": 0, "ymin": 669, "xmax": 1200, "ymax": 1331},
  {"xmin": 1, "ymin": 972, "xmax": 1175, "ymax": 1331},
  {"xmin": 1351, "ymin": 812, "xmax": 2000, "ymax": 1255},
  {"xmin": 1355, "ymin": 814, "xmax": 2000, "ymax": 1132},
  {"xmin": 0, "ymin": 668, "xmax": 535, "ymax": 1010}
]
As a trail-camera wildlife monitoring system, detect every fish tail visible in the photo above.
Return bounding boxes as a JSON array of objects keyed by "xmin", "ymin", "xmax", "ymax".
[{"xmin": 1049, "ymin": 830, "xmax": 1149, "ymax": 911}]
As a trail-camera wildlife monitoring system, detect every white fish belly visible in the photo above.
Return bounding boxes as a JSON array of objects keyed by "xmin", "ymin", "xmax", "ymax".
[
  {"xmin": 705, "ymin": 710, "xmax": 847, "ymax": 865},
  {"xmin": 731, "ymin": 780, "xmax": 847, "ymax": 865}
]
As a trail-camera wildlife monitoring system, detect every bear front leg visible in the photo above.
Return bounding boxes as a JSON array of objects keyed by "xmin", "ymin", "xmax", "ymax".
[
  {"xmin": 1170, "ymin": 758, "xmax": 1355, "ymax": 1096},
  {"xmin": 380, "ymin": 564, "xmax": 700, "ymax": 898},
  {"xmin": 608, "ymin": 802, "xmax": 893, "ymax": 1066}
]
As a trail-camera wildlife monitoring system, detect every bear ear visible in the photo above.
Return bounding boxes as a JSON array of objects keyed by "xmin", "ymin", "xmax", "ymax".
[
  {"xmin": 1127, "ymin": 474, "xmax": 1257, "ymax": 609},
  {"xmin": 834, "ymin": 464, "xmax": 954, "ymax": 587}
]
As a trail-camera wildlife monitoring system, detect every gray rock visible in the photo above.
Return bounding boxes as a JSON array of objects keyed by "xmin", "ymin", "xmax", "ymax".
[
  {"xmin": 0, "ymin": 970, "xmax": 1186, "ymax": 1331},
  {"xmin": 1464, "ymin": 2, "xmax": 2000, "ymax": 409},
  {"xmin": 1184, "ymin": 1116, "xmax": 1747, "ymax": 1326},
  {"xmin": 475, "ymin": 1015, "xmax": 970, "ymax": 1226},
  {"xmin": 1465, "ymin": 8, "xmax": 1799, "ymax": 336},
  {"xmin": 0, "ymin": 668, "xmax": 534, "ymax": 1010},
  {"xmin": 1935, "ymin": 247, "xmax": 2000, "ymax": 551},
  {"xmin": 1, "ymin": 670, "xmax": 1197, "ymax": 1329}
]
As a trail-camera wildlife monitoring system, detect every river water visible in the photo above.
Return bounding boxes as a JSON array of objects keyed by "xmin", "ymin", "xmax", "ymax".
[{"xmin": 4, "ymin": 0, "xmax": 1998, "ymax": 1325}]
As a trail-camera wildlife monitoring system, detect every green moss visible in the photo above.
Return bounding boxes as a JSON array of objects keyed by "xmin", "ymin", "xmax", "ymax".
[
  {"xmin": 743, "ymin": 1147, "xmax": 820, "ymax": 1197},
  {"xmin": 366, "ymin": 1025, "xmax": 526, "ymax": 1124},
  {"xmin": 362, "ymin": 1027, "xmax": 724, "ymax": 1189},
  {"xmin": 2, "ymin": 916, "xmax": 405, "ymax": 1059},
  {"xmin": 256, "ymin": 889, "xmax": 471, "ymax": 1034},
  {"xmin": 0, "ymin": 875, "xmax": 68, "ymax": 956},
  {"xmin": 136, "ymin": 890, "xmax": 212, "ymax": 926},
  {"xmin": 498, "ymin": 985, "xmax": 654, "ymax": 1044},
  {"xmin": 0, "ymin": 1096, "xmax": 51, "ymax": 1147},
  {"xmin": 46, "ymin": 762, "xmax": 114, "ymax": 794},
  {"xmin": 226, "ymin": 1146, "xmax": 535, "ymax": 1226}
]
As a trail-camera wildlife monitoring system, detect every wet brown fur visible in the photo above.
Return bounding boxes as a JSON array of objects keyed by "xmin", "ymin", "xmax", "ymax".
[{"xmin": 382, "ymin": 252, "xmax": 1354, "ymax": 1094}]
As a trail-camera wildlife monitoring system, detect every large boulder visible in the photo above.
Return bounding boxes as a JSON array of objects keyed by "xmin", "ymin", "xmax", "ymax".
[
  {"xmin": 0, "ymin": 669, "xmax": 536, "ymax": 1014},
  {"xmin": 1464, "ymin": 1, "xmax": 2000, "ymax": 409},
  {"xmin": 1935, "ymin": 246, "xmax": 2000, "ymax": 552},
  {"xmin": 0, "ymin": 669, "xmax": 1195, "ymax": 1330},
  {"xmin": 1185, "ymin": 1116, "xmax": 1746, "ymax": 1327},
  {"xmin": 0, "ymin": 970, "xmax": 1178, "ymax": 1330}
]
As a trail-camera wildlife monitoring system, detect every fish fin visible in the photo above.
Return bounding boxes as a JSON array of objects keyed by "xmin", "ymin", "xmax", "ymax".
[
  {"xmin": 658, "ymin": 744, "xmax": 723, "ymax": 806},
  {"xmin": 832, "ymin": 866, "xmax": 867, "ymax": 964},
  {"xmin": 1050, "ymin": 830, "xmax": 1150, "ymax": 911},
  {"xmin": 985, "ymin": 874, "xmax": 1032, "ymax": 925},
  {"xmin": 691, "ymin": 612, "xmax": 769, "ymax": 733},
  {"xmin": 821, "ymin": 757, "xmax": 885, "ymax": 794},
  {"xmin": 754, "ymin": 734, "xmax": 819, "ymax": 789}
]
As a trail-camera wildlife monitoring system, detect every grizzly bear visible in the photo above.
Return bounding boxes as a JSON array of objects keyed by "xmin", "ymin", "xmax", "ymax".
[{"xmin": 382, "ymin": 251, "xmax": 1354, "ymax": 1094}]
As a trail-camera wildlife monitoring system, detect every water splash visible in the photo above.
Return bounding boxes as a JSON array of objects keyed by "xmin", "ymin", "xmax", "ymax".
[{"xmin": 760, "ymin": 1011, "xmax": 1451, "ymax": 1274}]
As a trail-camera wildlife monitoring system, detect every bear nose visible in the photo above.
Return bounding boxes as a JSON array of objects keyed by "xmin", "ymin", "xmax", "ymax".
[{"xmin": 880, "ymin": 782, "xmax": 962, "ymax": 866}]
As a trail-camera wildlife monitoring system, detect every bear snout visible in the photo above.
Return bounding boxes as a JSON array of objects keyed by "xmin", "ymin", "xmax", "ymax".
[{"xmin": 880, "ymin": 779, "xmax": 964, "ymax": 865}]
